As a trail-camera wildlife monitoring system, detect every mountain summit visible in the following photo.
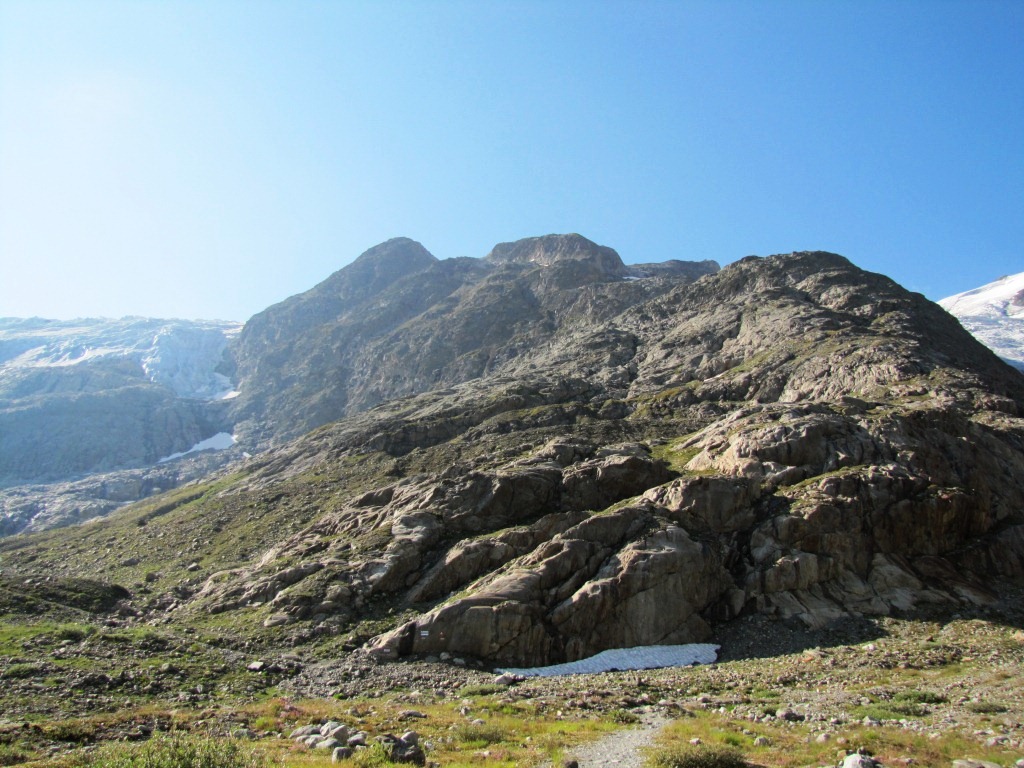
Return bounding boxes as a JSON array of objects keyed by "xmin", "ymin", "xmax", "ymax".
[{"xmin": 486, "ymin": 233, "xmax": 627, "ymax": 275}]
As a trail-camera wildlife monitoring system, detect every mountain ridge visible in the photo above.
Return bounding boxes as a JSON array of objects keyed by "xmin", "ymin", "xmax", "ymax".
[{"xmin": 226, "ymin": 234, "xmax": 719, "ymax": 445}]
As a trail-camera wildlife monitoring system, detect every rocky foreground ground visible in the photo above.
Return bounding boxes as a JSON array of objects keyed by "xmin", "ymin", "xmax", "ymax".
[
  {"xmin": 2, "ymin": 593, "xmax": 1021, "ymax": 767},
  {"xmin": 280, "ymin": 601, "xmax": 1024, "ymax": 766}
]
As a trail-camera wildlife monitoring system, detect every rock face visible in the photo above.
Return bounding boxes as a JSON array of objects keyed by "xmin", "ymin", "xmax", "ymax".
[
  {"xmin": 2, "ymin": 242, "xmax": 1023, "ymax": 670},
  {"xmin": 177, "ymin": 249, "xmax": 1024, "ymax": 665}
]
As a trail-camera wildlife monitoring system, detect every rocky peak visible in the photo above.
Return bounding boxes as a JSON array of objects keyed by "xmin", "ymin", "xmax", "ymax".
[
  {"xmin": 348, "ymin": 237, "xmax": 437, "ymax": 276},
  {"xmin": 4, "ymin": 241, "xmax": 1024, "ymax": 678},
  {"xmin": 486, "ymin": 234, "xmax": 627, "ymax": 278},
  {"xmin": 313, "ymin": 237, "xmax": 438, "ymax": 305}
]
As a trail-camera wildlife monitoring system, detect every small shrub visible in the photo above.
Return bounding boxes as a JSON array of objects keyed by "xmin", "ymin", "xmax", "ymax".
[
  {"xmin": 458, "ymin": 683, "xmax": 505, "ymax": 697},
  {"xmin": 55, "ymin": 625, "xmax": 96, "ymax": 643},
  {"xmin": 894, "ymin": 690, "xmax": 946, "ymax": 705},
  {"xmin": 350, "ymin": 742, "xmax": 394, "ymax": 767},
  {"xmin": 452, "ymin": 722, "xmax": 509, "ymax": 747},
  {"xmin": 887, "ymin": 701, "xmax": 931, "ymax": 717},
  {"xmin": 1, "ymin": 663, "xmax": 43, "ymax": 680},
  {"xmin": 967, "ymin": 701, "xmax": 1007, "ymax": 714},
  {"xmin": 648, "ymin": 743, "xmax": 747, "ymax": 768},
  {"xmin": 610, "ymin": 709, "xmax": 640, "ymax": 724}
]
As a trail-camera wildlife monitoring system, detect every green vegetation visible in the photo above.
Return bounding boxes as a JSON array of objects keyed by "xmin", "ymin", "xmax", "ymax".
[
  {"xmin": 893, "ymin": 690, "xmax": 946, "ymax": 705},
  {"xmin": 965, "ymin": 701, "xmax": 1007, "ymax": 714},
  {"xmin": 73, "ymin": 733, "xmax": 268, "ymax": 768},
  {"xmin": 457, "ymin": 683, "xmax": 506, "ymax": 697},
  {"xmin": 647, "ymin": 743, "xmax": 746, "ymax": 768},
  {"xmin": 0, "ymin": 744, "xmax": 31, "ymax": 767},
  {"xmin": 649, "ymin": 434, "xmax": 703, "ymax": 473}
]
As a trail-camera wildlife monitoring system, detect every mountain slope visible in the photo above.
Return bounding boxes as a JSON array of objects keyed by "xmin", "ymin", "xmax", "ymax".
[
  {"xmin": 940, "ymin": 271, "xmax": 1024, "ymax": 371},
  {"xmin": 2, "ymin": 245, "xmax": 1022, "ymax": 670}
]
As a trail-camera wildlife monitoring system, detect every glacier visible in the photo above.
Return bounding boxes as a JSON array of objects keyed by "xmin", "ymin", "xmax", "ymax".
[
  {"xmin": 940, "ymin": 272, "xmax": 1024, "ymax": 371},
  {"xmin": 0, "ymin": 317, "xmax": 242, "ymax": 399}
]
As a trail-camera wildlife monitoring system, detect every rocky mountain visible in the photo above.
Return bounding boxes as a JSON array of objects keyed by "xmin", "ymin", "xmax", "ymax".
[
  {"xmin": 0, "ymin": 317, "xmax": 243, "ymax": 532},
  {"xmin": 2, "ymin": 241, "xmax": 1022, "ymax": 671},
  {"xmin": 226, "ymin": 234, "xmax": 718, "ymax": 443},
  {"xmin": 940, "ymin": 271, "xmax": 1024, "ymax": 371}
]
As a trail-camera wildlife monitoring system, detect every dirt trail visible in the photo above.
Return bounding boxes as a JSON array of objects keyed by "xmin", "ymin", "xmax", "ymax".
[{"xmin": 561, "ymin": 713, "xmax": 668, "ymax": 768}]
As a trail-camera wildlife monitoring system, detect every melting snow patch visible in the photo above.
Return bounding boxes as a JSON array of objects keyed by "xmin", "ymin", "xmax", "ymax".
[
  {"xmin": 497, "ymin": 643, "xmax": 719, "ymax": 678},
  {"xmin": 159, "ymin": 432, "xmax": 236, "ymax": 463}
]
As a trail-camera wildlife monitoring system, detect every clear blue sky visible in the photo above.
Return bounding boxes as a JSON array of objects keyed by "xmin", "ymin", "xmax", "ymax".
[{"xmin": 1, "ymin": 0, "xmax": 1021, "ymax": 321}]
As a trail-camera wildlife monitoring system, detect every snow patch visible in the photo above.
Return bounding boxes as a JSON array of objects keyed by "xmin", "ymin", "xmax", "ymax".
[
  {"xmin": 497, "ymin": 643, "xmax": 719, "ymax": 678},
  {"xmin": 158, "ymin": 432, "xmax": 236, "ymax": 463}
]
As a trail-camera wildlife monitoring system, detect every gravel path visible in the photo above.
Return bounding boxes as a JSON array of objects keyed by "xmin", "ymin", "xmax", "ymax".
[{"xmin": 561, "ymin": 713, "xmax": 667, "ymax": 768}]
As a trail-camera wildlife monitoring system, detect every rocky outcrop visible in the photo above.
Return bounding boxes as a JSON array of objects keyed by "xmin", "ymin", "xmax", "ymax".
[{"xmin": 365, "ymin": 396, "xmax": 1024, "ymax": 664}]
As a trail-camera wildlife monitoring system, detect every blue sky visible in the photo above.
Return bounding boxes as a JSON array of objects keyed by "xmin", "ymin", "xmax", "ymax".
[{"xmin": 1, "ymin": 0, "xmax": 1021, "ymax": 321}]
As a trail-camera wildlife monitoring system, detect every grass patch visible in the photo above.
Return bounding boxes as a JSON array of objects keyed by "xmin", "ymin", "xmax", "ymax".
[
  {"xmin": 0, "ymin": 743, "xmax": 31, "ymax": 766},
  {"xmin": 71, "ymin": 732, "xmax": 268, "ymax": 768},
  {"xmin": 966, "ymin": 701, "xmax": 1007, "ymax": 714},
  {"xmin": 852, "ymin": 701, "xmax": 931, "ymax": 720},
  {"xmin": 1, "ymin": 663, "xmax": 45, "ymax": 680},
  {"xmin": 451, "ymin": 722, "xmax": 512, "ymax": 747},
  {"xmin": 458, "ymin": 683, "xmax": 507, "ymax": 697},
  {"xmin": 650, "ymin": 439, "xmax": 702, "ymax": 473},
  {"xmin": 647, "ymin": 743, "xmax": 746, "ymax": 768}
]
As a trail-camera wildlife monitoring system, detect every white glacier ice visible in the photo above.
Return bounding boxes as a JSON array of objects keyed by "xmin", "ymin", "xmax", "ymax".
[
  {"xmin": 0, "ymin": 317, "xmax": 242, "ymax": 398},
  {"xmin": 939, "ymin": 272, "xmax": 1024, "ymax": 371}
]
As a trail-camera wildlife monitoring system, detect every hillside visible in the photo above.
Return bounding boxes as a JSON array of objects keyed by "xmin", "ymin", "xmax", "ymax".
[
  {"xmin": 1, "ymin": 242, "xmax": 1024, "ymax": 765},
  {"xmin": 1, "ymin": 236, "xmax": 718, "ymax": 536},
  {"xmin": 2, "ymin": 245, "xmax": 1021, "ymax": 672}
]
